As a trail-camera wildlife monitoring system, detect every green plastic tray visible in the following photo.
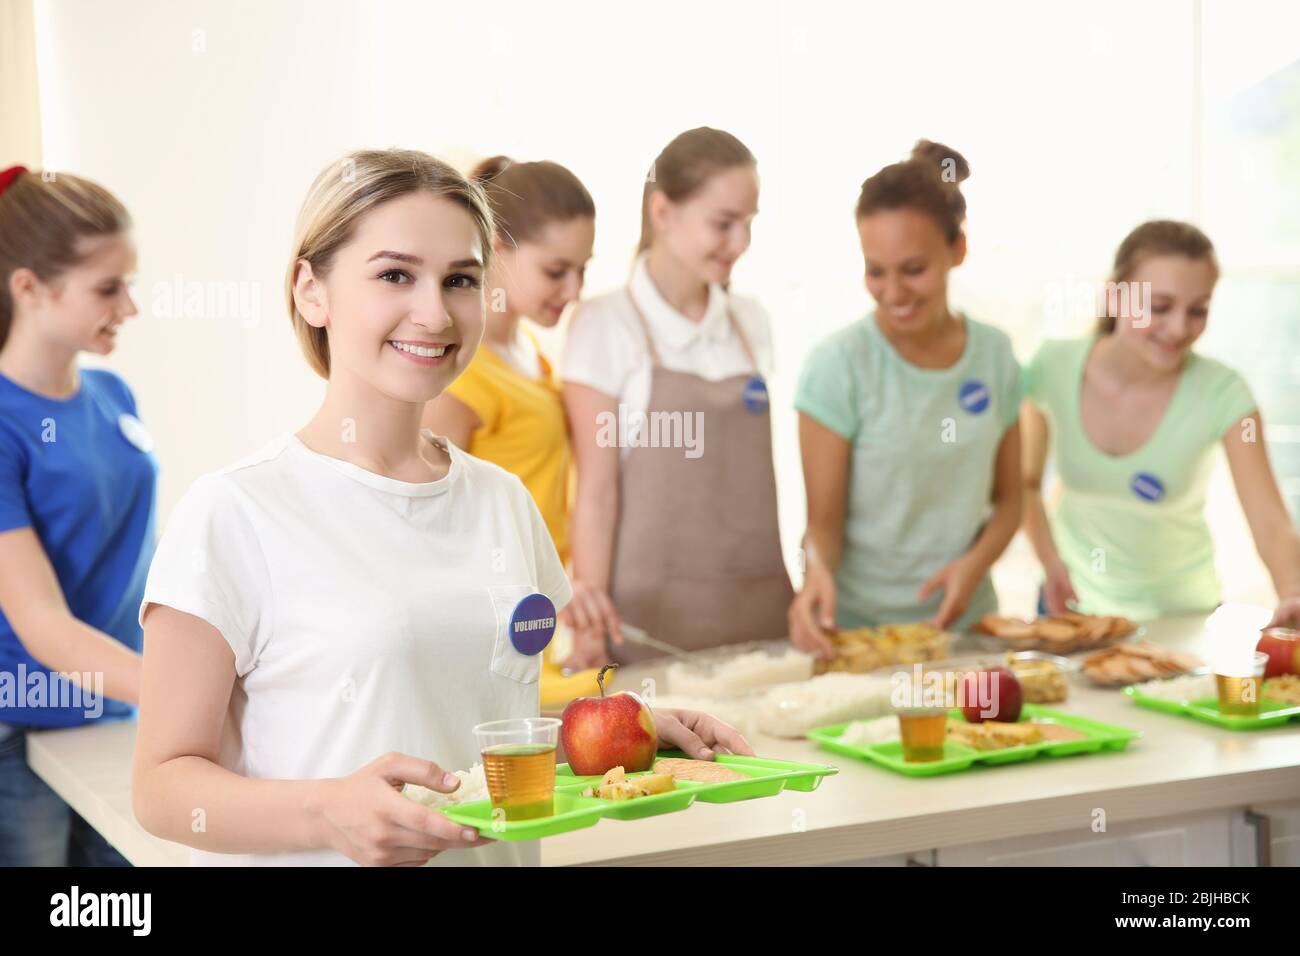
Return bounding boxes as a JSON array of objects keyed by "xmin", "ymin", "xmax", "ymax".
[
  {"xmin": 441, "ymin": 790, "xmax": 607, "ymax": 842},
  {"xmin": 555, "ymin": 778, "xmax": 701, "ymax": 821},
  {"xmin": 446, "ymin": 754, "xmax": 838, "ymax": 840},
  {"xmin": 559, "ymin": 751, "xmax": 838, "ymax": 802},
  {"xmin": 1124, "ymin": 686, "xmax": 1300, "ymax": 730},
  {"xmin": 807, "ymin": 705, "xmax": 1141, "ymax": 777}
]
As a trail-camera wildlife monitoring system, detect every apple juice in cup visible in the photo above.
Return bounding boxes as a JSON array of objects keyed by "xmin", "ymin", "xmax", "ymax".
[
  {"xmin": 890, "ymin": 664, "xmax": 954, "ymax": 762},
  {"xmin": 897, "ymin": 709, "xmax": 947, "ymax": 762},
  {"xmin": 1215, "ymin": 652, "xmax": 1269, "ymax": 717},
  {"xmin": 474, "ymin": 717, "xmax": 562, "ymax": 821}
]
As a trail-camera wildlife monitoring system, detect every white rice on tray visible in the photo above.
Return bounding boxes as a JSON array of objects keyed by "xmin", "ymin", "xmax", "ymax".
[
  {"xmin": 837, "ymin": 715, "xmax": 901, "ymax": 746},
  {"xmin": 667, "ymin": 648, "xmax": 814, "ymax": 698},
  {"xmin": 401, "ymin": 764, "xmax": 488, "ymax": 809},
  {"xmin": 1133, "ymin": 673, "xmax": 1217, "ymax": 702},
  {"xmin": 756, "ymin": 672, "xmax": 895, "ymax": 738}
]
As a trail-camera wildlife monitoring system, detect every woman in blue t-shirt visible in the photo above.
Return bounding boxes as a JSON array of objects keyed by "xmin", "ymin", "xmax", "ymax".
[{"xmin": 0, "ymin": 166, "xmax": 157, "ymax": 866}]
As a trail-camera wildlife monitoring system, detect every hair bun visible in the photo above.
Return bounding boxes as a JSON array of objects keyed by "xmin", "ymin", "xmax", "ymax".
[
  {"xmin": 470, "ymin": 155, "xmax": 514, "ymax": 184},
  {"xmin": 910, "ymin": 140, "xmax": 970, "ymax": 184}
]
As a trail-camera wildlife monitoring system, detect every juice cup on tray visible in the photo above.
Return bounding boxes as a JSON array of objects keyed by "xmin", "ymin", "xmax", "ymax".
[
  {"xmin": 473, "ymin": 717, "xmax": 562, "ymax": 821},
  {"xmin": 1215, "ymin": 652, "xmax": 1268, "ymax": 717},
  {"xmin": 897, "ymin": 708, "xmax": 948, "ymax": 762}
]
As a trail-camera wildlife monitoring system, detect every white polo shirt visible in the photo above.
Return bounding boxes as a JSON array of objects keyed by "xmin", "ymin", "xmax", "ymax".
[
  {"xmin": 562, "ymin": 253, "xmax": 774, "ymax": 457},
  {"xmin": 140, "ymin": 431, "xmax": 570, "ymax": 867}
]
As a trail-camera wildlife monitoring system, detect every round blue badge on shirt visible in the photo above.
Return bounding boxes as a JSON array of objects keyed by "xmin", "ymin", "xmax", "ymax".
[
  {"xmin": 1131, "ymin": 472, "xmax": 1165, "ymax": 502},
  {"xmin": 958, "ymin": 380, "xmax": 990, "ymax": 415},
  {"xmin": 509, "ymin": 593, "xmax": 557, "ymax": 656},
  {"xmin": 742, "ymin": 376, "xmax": 769, "ymax": 413}
]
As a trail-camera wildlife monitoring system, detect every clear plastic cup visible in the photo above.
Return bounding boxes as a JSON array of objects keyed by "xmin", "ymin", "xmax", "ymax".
[
  {"xmin": 1215, "ymin": 652, "xmax": 1269, "ymax": 717},
  {"xmin": 897, "ymin": 708, "xmax": 948, "ymax": 762},
  {"xmin": 473, "ymin": 717, "xmax": 561, "ymax": 821}
]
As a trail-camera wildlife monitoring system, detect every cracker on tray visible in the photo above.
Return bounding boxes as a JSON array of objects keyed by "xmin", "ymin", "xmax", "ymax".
[
  {"xmin": 1080, "ymin": 642, "xmax": 1202, "ymax": 687},
  {"xmin": 973, "ymin": 612, "xmax": 1136, "ymax": 653}
]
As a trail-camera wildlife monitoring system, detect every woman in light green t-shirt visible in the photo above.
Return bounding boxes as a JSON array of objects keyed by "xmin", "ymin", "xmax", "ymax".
[
  {"xmin": 1022, "ymin": 220, "xmax": 1300, "ymax": 626},
  {"xmin": 789, "ymin": 141, "xmax": 1023, "ymax": 659}
]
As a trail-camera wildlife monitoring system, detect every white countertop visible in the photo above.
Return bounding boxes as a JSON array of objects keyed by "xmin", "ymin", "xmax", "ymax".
[{"xmin": 26, "ymin": 611, "xmax": 1300, "ymax": 867}]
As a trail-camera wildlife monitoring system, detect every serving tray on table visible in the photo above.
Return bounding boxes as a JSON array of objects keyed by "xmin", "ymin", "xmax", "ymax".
[{"xmin": 442, "ymin": 752, "xmax": 838, "ymax": 841}]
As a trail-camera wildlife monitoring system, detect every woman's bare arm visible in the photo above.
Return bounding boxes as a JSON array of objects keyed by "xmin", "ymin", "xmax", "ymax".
[
  {"xmin": 561, "ymin": 382, "xmax": 625, "ymax": 666},
  {"xmin": 0, "ymin": 527, "xmax": 141, "ymax": 703},
  {"xmin": 1223, "ymin": 412, "xmax": 1300, "ymax": 603},
  {"xmin": 965, "ymin": 420, "xmax": 1023, "ymax": 575},
  {"xmin": 132, "ymin": 604, "xmax": 324, "ymax": 853},
  {"xmin": 1019, "ymin": 401, "xmax": 1062, "ymax": 568},
  {"xmin": 132, "ymin": 604, "xmax": 486, "ymax": 863},
  {"xmin": 787, "ymin": 414, "xmax": 851, "ymax": 657},
  {"xmin": 798, "ymin": 413, "xmax": 851, "ymax": 576}
]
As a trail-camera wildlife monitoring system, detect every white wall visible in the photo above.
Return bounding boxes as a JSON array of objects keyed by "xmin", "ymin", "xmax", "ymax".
[{"xmin": 33, "ymin": 0, "xmax": 1297, "ymax": 610}]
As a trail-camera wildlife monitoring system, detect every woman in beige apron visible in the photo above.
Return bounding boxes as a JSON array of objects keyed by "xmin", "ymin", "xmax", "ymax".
[
  {"xmin": 562, "ymin": 128, "xmax": 792, "ymax": 667},
  {"xmin": 607, "ymin": 292, "xmax": 792, "ymax": 663}
]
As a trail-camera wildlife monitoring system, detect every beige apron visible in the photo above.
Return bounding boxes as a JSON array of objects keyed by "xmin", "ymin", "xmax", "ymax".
[{"xmin": 608, "ymin": 289, "xmax": 794, "ymax": 664}]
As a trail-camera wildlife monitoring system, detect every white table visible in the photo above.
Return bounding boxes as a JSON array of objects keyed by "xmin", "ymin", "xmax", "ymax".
[{"xmin": 26, "ymin": 612, "xmax": 1300, "ymax": 866}]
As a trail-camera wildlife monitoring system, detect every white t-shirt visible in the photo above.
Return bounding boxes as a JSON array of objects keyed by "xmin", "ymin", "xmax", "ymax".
[
  {"xmin": 139, "ymin": 431, "xmax": 571, "ymax": 867},
  {"xmin": 562, "ymin": 253, "xmax": 774, "ymax": 457}
]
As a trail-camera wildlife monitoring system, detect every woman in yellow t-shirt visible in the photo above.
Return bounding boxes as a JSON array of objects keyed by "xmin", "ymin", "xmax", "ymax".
[{"xmin": 422, "ymin": 157, "xmax": 595, "ymax": 563}]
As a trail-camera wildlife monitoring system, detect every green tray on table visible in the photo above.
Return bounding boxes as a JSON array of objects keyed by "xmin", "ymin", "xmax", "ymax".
[
  {"xmin": 558, "ymin": 751, "xmax": 838, "ymax": 800},
  {"xmin": 1124, "ymin": 685, "xmax": 1300, "ymax": 730},
  {"xmin": 442, "ymin": 752, "xmax": 838, "ymax": 841},
  {"xmin": 806, "ymin": 704, "xmax": 1141, "ymax": 778}
]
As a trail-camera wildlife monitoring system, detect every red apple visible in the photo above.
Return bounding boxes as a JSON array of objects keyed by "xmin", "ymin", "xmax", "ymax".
[
  {"xmin": 1257, "ymin": 628, "xmax": 1300, "ymax": 679},
  {"xmin": 960, "ymin": 666, "xmax": 1023, "ymax": 723},
  {"xmin": 560, "ymin": 665, "xmax": 658, "ymax": 775}
]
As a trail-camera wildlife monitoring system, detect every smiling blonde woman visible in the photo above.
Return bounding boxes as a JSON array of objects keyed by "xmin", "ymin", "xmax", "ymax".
[{"xmin": 131, "ymin": 148, "xmax": 750, "ymax": 867}]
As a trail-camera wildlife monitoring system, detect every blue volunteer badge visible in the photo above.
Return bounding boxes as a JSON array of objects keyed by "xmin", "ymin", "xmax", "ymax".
[
  {"xmin": 742, "ymin": 375, "xmax": 769, "ymax": 413},
  {"xmin": 509, "ymin": 593, "xmax": 557, "ymax": 655},
  {"xmin": 958, "ymin": 379, "xmax": 990, "ymax": 415},
  {"xmin": 1131, "ymin": 472, "xmax": 1165, "ymax": 503}
]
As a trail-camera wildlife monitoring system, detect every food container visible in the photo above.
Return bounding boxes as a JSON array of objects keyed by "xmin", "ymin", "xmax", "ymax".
[
  {"xmin": 1004, "ymin": 651, "xmax": 1072, "ymax": 703},
  {"xmin": 814, "ymin": 624, "xmax": 953, "ymax": 675}
]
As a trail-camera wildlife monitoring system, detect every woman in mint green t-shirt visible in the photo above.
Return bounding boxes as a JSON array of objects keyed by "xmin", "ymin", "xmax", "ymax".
[
  {"xmin": 789, "ymin": 142, "xmax": 1022, "ymax": 658},
  {"xmin": 1022, "ymin": 220, "xmax": 1300, "ymax": 625}
]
